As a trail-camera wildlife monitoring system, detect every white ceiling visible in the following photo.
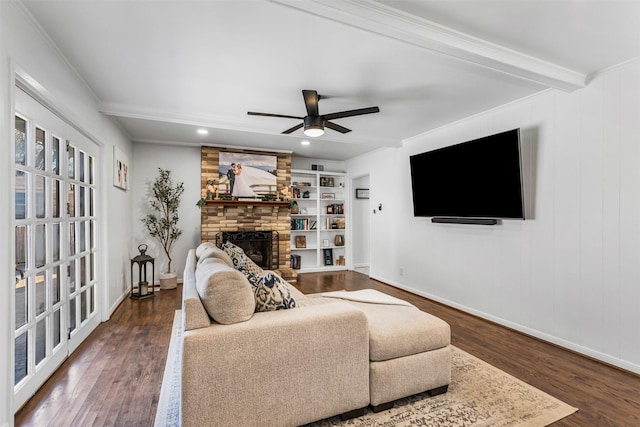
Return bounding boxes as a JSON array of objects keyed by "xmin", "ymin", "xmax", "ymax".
[{"xmin": 21, "ymin": 0, "xmax": 640, "ymax": 161}]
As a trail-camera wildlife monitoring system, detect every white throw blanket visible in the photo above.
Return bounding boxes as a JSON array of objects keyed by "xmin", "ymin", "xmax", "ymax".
[{"xmin": 320, "ymin": 289, "xmax": 415, "ymax": 308}]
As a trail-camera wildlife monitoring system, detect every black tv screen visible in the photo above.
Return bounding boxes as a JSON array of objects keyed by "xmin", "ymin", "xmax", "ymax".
[{"xmin": 410, "ymin": 129, "xmax": 524, "ymax": 219}]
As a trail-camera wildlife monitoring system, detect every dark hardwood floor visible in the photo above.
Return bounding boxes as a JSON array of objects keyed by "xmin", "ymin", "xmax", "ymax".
[{"xmin": 16, "ymin": 271, "xmax": 640, "ymax": 426}]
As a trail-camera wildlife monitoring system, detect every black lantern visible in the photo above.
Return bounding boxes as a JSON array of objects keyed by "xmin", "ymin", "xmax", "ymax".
[{"xmin": 130, "ymin": 244, "xmax": 155, "ymax": 300}]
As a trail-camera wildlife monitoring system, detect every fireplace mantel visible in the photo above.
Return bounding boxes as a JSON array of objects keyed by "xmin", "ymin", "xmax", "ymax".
[{"xmin": 205, "ymin": 200, "xmax": 290, "ymax": 207}]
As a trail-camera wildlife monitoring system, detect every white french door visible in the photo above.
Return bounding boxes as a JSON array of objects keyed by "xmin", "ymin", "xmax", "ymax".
[{"xmin": 13, "ymin": 88, "xmax": 102, "ymax": 409}]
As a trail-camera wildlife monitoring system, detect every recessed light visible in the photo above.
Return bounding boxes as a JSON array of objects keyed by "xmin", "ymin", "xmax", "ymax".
[
  {"xmin": 301, "ymin": 140, "xmax": 310, "ymax": 146},
  {"xmin": 197, "ymin": 129, "xmax": 209, "ymax": 135}
]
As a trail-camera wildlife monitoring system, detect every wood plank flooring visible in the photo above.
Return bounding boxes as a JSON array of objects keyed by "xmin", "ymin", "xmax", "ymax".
[{"xmin": 16, "ymin": 271, "xmax": 640, "ymax": 426}]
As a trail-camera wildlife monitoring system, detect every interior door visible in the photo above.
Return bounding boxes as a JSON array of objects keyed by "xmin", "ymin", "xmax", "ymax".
[{"xmin": 13, "ymin": 88, "xmax": 101, "ymax": 409}]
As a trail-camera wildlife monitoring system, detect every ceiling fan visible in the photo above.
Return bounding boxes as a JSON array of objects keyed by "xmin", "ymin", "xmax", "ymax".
[{"xmin": 248, "ymin": 89, "xmax": 380, "ymax": 137}]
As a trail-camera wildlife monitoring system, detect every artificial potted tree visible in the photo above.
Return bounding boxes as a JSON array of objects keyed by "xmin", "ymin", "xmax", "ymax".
[{"xmin": 141, "ymin": 168, "xmax": 185, "ymax": 289}]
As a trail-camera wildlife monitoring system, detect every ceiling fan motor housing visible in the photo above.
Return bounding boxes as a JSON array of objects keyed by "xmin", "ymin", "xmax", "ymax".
[{"xmin": 304, "ymin": 115, "xmax": 324, "ymax": 132}]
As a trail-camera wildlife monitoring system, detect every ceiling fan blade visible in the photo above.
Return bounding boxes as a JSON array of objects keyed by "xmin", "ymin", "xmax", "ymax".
[
  {"xmin": 282, "ymin": 123, "xmax": 304, "ymax": 134},
  {"xmin": 248, "ymin": 112, "xmax": 303, "ymax": 119},
  {"xmin": 323, "ymin": 106, "xmax": 380, "ymax": 121},
  {"xmin": 325, "ymin": 121, "xmax": 351, "ymax": 134},
  {"xmin": 302, "ymin": 90, "xmax": 319, "ymax": 117}
]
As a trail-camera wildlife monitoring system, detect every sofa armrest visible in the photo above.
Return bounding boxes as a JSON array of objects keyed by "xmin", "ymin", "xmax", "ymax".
[
  {"xmin": 182, "ymin": 302, "xmax": 370, "ymax": 427},
  {"xmin": 182, "ymin": 249, "xmax": 210, "ymax": 330}
]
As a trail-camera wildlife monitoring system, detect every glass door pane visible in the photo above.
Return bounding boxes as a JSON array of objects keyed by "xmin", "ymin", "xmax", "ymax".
[
  {"xmin": 13, "ymin": 90, "xmax": 101, "ymax": 410},
  {"xmin": 35, "ymin": 127, "xmax": 46, "ymax": 171},
  {"xmin": 15, "ymin": 115, "xmax": 27, "ymax": 166}
]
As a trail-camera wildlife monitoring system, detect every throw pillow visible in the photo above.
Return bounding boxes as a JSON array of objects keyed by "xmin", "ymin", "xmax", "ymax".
[
  {"xmin": 195, "ymin": 258, "xmax": 255, "ymax": 324},
  {"xmin": 197, "ymin": 246, "xmax": 234, "ymax": 268},
  {"xmin": 221, "ymin": 240, "xmax": 247, "ymax": 268},
  {"xmin": 195, "ymin": 242, "xmax": 215, "ymax": 259},
  {"xmin": 251, "ymin": 272, "xmax": 297, "ymax": 312},
  {"xmin": 221, "ymin": 240, "xmax": 264, "ymax": 276}
]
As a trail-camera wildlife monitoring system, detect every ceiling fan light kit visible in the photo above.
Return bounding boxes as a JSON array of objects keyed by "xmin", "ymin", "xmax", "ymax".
[
  {"xmin": 248, "ymin": 89, "xmax": 379, "ymax": 137},
  {"xmin": 303, "ymin": 115, "xmax": 325, "ymax": 137}
]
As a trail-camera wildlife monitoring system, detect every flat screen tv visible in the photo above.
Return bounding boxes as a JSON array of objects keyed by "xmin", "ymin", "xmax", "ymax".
[{"xmin": 409, "ymin": 129, "xmax": 524, "ymax": 220}]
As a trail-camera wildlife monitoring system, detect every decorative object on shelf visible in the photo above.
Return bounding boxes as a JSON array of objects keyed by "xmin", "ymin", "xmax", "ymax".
[
  {"xmin": 326, "ymin": 203, "xmax": 344, "ymax": 214},
  {"xmin": 295, "ymin": 235, "xmax": 307, "ymax": 248},
  {"xmin": 280, "ymin": 184, "xmax": 291, "ymax": 201},
  {"xmin": 322, "ymin": 193, "xmax": 335, "ymax": 199},
  {"xmin": 290, "ymin": 200, "xmax": 299, "ymax": 214},
  {"xmin": 303, "ymin": 190, "xmax": 310, "ymax": 198},
  {"xmin": 141, "ymin": 168, "xmax": 184, "ymax": 290},
  {"xmin": 323, "ymin": 248, "xmax": 334, "ymax": 265},
  {"xmin": 323, "ymin": 239, "xmax": 330, "ymax": 247},
  {"xmin": 130, "ymin": 244, "xmax": 155, "ymax": 300},
  {"xmin": 334, "ymin": 235, "xmax": 344, "ymax": 246},
  {"xmin": 206, "ymin": 179, "xmax": 218, "ymax": 200},
  {"xmin": 320, "ymin": 176, "xmax": 335, "ymax": 187},
  {"xmin": 355, "ymin": 188, "xmax": 370, "ymax": 199},
  {"xmin": 336, "ymin": 255, "xmax": 345, "ymax": 266},
  {"xmin": 335, "ymin": 218, "xmax": 346, "ymax": 229},
  {"xmin": 311, "ymin": 164, "xmax": 324, "ymax": 171}
]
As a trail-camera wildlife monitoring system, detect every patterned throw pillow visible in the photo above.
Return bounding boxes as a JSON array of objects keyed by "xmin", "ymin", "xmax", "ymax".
[
  {"xmin": 221, "ymin": 241, "xmax": 264, "ymax": 276},
  {"xmin": 250, "ymin": 272, "xmax": 297, "ymax": 312},
  {"xmin": 221, "ymin": 241, "xmax": 246, "ymax": 268}
]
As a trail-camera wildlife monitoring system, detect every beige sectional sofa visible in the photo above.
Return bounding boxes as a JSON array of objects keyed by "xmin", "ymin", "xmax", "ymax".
[{"xmin": 181, "ymin": 243, "xmax": 451, "ymax": 426}]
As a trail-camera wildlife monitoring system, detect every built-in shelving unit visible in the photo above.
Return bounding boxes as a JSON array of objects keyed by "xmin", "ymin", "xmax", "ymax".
[{"xmin": 289, "ymin": 169, "xmax": 347, "ymax": 272}]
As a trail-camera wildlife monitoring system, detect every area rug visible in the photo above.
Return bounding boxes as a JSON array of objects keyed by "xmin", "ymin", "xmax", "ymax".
[{"xmin": 155, "ymin": 310, "xmax": 577, "ymax": 426}]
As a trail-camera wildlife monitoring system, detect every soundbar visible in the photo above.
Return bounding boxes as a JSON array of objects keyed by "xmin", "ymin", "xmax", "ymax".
[{"xmin": 431, "ymin": 217, "xmax": 498, "ymax": 225}]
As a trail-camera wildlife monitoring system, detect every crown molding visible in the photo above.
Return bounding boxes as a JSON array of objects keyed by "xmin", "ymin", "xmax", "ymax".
[{"xmin": 271, "ymin": 0, "xmax": 586, "ymax": 92}]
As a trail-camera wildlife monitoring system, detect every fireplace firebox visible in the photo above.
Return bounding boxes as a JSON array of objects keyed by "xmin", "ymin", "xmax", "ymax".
[{"xmin": 216, "ymin": 231, "xmax": 279, "ymax": 270}]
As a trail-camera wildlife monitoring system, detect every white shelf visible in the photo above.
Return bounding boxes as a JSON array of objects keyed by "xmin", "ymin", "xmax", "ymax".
[{"xmin": 290, "ymin": 169, "xmax": 348, "ymax": 272}]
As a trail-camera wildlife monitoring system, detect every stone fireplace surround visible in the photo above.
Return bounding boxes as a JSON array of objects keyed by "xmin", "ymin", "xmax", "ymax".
[{"xmin": 199, "ymin": 147, "xmax": 296, "ymax": 281}]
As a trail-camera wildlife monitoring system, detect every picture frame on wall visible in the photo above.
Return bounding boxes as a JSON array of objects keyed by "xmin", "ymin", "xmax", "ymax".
[
  {"xmin": 355, "ymin": 188, "xmax": 369, "ymax": 199},
  {"xmin": 113, "ymin": 146, "xmax": 129, "ymax": 190},
  {"xmin": 219, "ymin": 151, "xmax": 278, "ymax": 198}
]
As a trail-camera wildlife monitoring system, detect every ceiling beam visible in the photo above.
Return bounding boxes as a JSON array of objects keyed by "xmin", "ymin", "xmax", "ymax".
[{"xmin": 271, "ymin": 0, "xmax": 586, "ymax": 92}]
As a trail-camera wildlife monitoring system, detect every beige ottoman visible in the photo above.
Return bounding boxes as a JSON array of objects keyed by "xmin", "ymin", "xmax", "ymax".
[{"xmin": 338, "ymin": 294, "xmax": 451, "ymax": 411}]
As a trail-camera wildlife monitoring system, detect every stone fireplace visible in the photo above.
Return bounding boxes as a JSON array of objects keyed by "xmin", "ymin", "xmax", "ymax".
[
  {"xmin": 216, "ymin": 230, "xmax": 279, "ymax": 270},
  {"xmin": 199, "ymin": 147, "xmax": 296, "ymax": 281}
]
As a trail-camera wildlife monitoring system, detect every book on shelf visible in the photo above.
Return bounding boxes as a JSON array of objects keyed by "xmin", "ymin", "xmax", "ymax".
[{"xmin": 291, "ymin": 218, "xmax": 311, "ymax": 230}]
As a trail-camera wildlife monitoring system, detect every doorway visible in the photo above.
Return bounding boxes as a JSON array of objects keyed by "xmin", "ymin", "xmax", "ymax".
[
  {"xmin": 13, "ymin": 88, "xmax": 102, "ymax": 410},
  {"xmin": 351, "ymin": 174, "xmax": 370, "ymax": 276}
]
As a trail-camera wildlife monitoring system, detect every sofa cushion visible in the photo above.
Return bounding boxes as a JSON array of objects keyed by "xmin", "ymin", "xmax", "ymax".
[
  {"xmin": 344, "ymin": 301, "xmax": 451, "ymax": 361},
  {"xmin": 197, "ymin": 246, "xmax": 234, "ymax": 267},
  {"xmin": 195, "ymin": 242, "xmax": 216, "ymax": 259},
  {"xmin": 249, "ymin": 271, "xmax": 297, "ymax": 312},
  {"xmin": 221, "ymin": 240, "xmax": 263, "ymax": 276},
  {"xmin": 195, "ymin": 258, "xmax": 255, "ymax": 324}
]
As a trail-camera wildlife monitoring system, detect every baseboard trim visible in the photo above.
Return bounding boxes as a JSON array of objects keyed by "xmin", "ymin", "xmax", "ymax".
[{"xmin": 369, "ymin": 273, "xmax": 640, "ymax": 376}]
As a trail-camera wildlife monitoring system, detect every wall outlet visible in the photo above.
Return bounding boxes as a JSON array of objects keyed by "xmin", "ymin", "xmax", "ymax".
[{"xmin": 399, "ymin": 266, "xmax": 404, "ymax": 276}]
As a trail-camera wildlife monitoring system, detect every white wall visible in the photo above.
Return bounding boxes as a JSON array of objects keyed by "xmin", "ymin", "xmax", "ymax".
[
  {"xmin": 347, "ymin": 59, "xmax": 640, "ymax": 374},
  {"xmin": 351, "ymin": 174, "xmax": 370, "ymax": 268},
  {"xmin": 292, "ymin": 157, "xmax": 345, "ymax": 173},
  {"xmin": 132, "ymin": 143, "xmax": 202, "ymax": 280},
  {"xmin": 0, "ymin": 2, "xmax": 133, "ymax": 423}
]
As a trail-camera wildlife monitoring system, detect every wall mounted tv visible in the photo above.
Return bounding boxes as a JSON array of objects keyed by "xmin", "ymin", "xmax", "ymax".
[{"xmin": 409, "ymin": 128, "xmax": 525, "ymax": 222}]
